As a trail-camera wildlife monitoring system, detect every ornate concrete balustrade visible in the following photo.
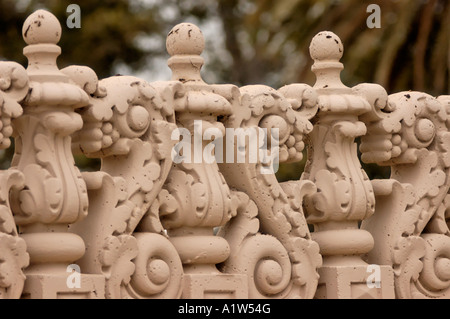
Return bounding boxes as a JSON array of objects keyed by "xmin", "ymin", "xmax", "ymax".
[{"xmin": 0, "ymin": 9, "xmax": 448, "ymax": 299}]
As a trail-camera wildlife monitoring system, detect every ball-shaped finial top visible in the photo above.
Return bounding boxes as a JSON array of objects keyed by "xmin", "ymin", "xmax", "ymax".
[
  {"xmin": 309, "ymin": 31, "xmax": 343, "ymax": 62},
  {"xmin": 166, "ymin": 23, "xmax": 205, "ymax": 56},
  {"xmin": 22, "ymin": 9, "xmax": 62, "ymax": 45}
]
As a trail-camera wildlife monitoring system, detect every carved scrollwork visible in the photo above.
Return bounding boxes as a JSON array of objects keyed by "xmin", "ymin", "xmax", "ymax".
[
  {"xmin": 10, "ymin": 39, "xmax": 90, "ymax": 228},
  {"xmin": 4, "ymin": 7, "xmax": 449, "ymax": 299},
  {"xmin": 218, "ymin": 83, "xmax": 322, "ymax": 299},
  {"xmin": 11, "ymin": 106, "xmax": 89, "ymax": 227},
  {"xmin": 302, "ymin": 83, "xmax": 382, "ymax": 225},
  {"xmin": 0, "ymin": 62, "xmax": 28, "ymax": 148},
  {"xmin": 0, "ymin": 233, "xmax": 28, "ymax": 299},
  {"xmin": 0, "ymin": 170, "xmax": 29, "ymax": 299},
  {"xmin": 126, "ymin": 233, "xmax": 183, "ymax": 299},
  {"xmin": 362, "ymin": 92, "xmax": 450, "ymax": 298},
  {"xmin": 69, "ymin": 70, "xmax": 181, "ymax": 298},
  {"xmin": 0, "ymin": 62, "xmax": 29, "ymax": 299}
]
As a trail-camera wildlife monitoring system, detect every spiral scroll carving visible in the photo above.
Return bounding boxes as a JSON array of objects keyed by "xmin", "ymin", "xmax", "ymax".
[
  {"xmin": 127, "ymin": 233, "xmax": 183, "ymax": 299},
  {"xmin": 416, "ymin": 234, "xmax": 450, "ymax": 297},
  {"xmin": 218, "ymin": 83, "xmax": 322, "ymax": 298},
  {"xmin": 0, "ymin": 62, "xmax": 29, "ymax": 299},
  {"xmin": 68, "ymin": 69, "xmax": 180, "ymax": 298},
  {"xmin": 225, "ymin": 234, "xmax": 293, "ymax": 298},
  {"xmin": 362, "ymin": 92, "xmax": 450, "ymax": 298}
]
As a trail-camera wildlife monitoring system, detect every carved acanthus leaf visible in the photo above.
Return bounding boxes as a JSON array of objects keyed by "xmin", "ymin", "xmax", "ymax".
[
  {"xmin": 0, "ymin": 169, "xmax": 29, "ymax": 299},
  {"xmin": 0, "ymin": 62, "xmax": 28, "ymax": 148},
  {"xmin": 218, "ymin": 84, "xmax": 322, "ymax": 299},
  {"xmin": 0, "ymin": 233, "xmax": 29, "ymax": 299},
  {"xmin": 100, "ymin": 234, "xmax": 138, "ymax": 299},
  {"xmin": 71, "ymin": 75, "xmax": 180, "ymax": 299},
  {"xmin": 362, "ymin": 92, "xmax": 450, "ymax": 298}
]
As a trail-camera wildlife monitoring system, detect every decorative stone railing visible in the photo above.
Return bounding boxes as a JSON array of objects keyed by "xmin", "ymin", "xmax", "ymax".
[{"xmin": 0, "ymin": 9, "xmax": 448, "ymax": 299}]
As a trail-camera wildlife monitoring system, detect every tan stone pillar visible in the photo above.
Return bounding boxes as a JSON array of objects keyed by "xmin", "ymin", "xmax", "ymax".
[
  {"xmin": 162, "ymin": 23, "xmax": 248, "ymax": 298},
  {"xmin": 11, "ymin": 10, "xmax": 104, "ymax": 299},
  {"xmin": 303, "ymin": 31, "xmax": 394, "ymax": 299}
]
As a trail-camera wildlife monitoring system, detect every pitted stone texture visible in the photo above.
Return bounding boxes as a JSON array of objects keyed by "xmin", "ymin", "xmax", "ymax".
[
  {"xmin": 22, "ymin": 9, "xmax": 62, "ymax": 45},
  {"xmin": 309, "ymin": 31, "xmax": 343, "ymax": 62},
  {"xmin": 166, "ymin": 23, "xmax": 204, "ymax": 56}
]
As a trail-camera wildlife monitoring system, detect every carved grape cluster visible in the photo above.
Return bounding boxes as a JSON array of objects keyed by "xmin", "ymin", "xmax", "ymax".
[
  {"xmin": 361, "ymin": 91, "xmax": 448, "ymax": 165},
  {"xmin": 237, "ymin": 84, "xmax": 317, "ymax": 165},
  {"xmin": 0, "ymin": 62, "xmax": 29, "ymax": 149},
  {"xmin": 282, "ymin": 126, "xmax": 307, "ymax": 162},
  {"xmin": 278, "ymin": 83, "xmax": 318, "ymax": 163},
  {"xmin": 0, "ymin": 112, "xmax": 14, "ymax": 149},
  {"xmin": 99, "ymin": 121, "xmax": 120, "ymax": 149}
]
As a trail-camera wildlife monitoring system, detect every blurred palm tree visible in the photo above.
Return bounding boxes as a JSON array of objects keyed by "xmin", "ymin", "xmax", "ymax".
[
  {"xmin": 215, "ymin": 0, "xmax": 449, "ymax": 94},
  {"xmin": 0, "ymin": 0, "xmax": 448, "ymax": 180},
  {"xmin": 214, "ymin": 0, "xmax": 449, "ymax": 181}
]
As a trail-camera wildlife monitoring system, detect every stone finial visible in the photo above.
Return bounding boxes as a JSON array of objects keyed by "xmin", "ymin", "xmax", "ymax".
[
  {"xmin": 166, "ymin": 23, "xmax": 205, "ymax": 84},
  {"xmin": 22, "ymin": 9, "xmax": 62, "ymax": 45},
  {"xmin": 21, "ymin": 10, "xmax": 63, "ymax": 84},
  {"xmin": 166, "ymin": 23, "xmax": 204, "ymax": 56},
  {"xmin": 309, "ymin": 31, "xmax": 346, "ymax": 90},
  {"xmin": 309, "ymin": 31, "xmax": 343, "ymax": 62},
  {"xmin": 21, "ymin": 10, "xmax": 89, "ymax": 107}
]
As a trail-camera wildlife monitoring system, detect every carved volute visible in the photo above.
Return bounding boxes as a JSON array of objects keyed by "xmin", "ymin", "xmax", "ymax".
[
  {"xmin": 361, "ymin": 92, "xmax": 450, "ymax": 298},
  {"xmin": 67, "ymin": 66, "xmax": 183, "ymax": 298},
  {"xmin": 0, "ymin": 62, "xmax": 29, "ymax": 299},
  {"xmin": 2, "ymin": 7, "xmax": 449, "ymax": 300}
]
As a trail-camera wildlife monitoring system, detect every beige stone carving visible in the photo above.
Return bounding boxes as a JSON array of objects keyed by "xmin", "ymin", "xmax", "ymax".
[
  {"xmin": 10, "ymin": 10, "xmax": 104, "ymax": 298},
  {"xmin": 161, "ymin": 23, "xmax": 323, "ymax": 299},
  {"xmin": 219, "ymin": 83, "xmax": 323, "ymax": 299},
  {"xmin": 69, "ymin": 69, "xmax": 181, "ymax": 298},
  {"xmin": 0, "ymin": 8, "xmax": 449, "ymax": 299},
  {"xmin": 161, "ymin": 23, "xmax": 248, "ymax": 298},
  {"xmin": 302, "ymin": 31, "xmax": 395, "ymax": 299},
  {"xmin": 362, "ymin": 92, "xmax": 450, "ymax": 298},
  {"xmin": 0, "ymin": 62, "xmax": 29, "ymax": 299}
]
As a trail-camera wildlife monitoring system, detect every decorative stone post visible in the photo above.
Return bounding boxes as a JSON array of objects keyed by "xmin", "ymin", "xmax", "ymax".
[
  {"xmin": 10, "ymin": 10, "xmax": 104, "ymax": 298},
  {"xmin": 161, "ymin": 23, "xmax": 248, "ymax": 298},
  {"xmin": 302, "ymin": 31, "xmax": 394, "ymax": 299}
]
